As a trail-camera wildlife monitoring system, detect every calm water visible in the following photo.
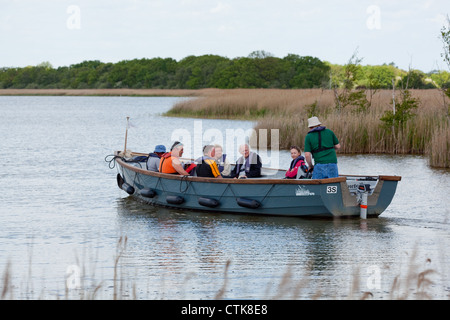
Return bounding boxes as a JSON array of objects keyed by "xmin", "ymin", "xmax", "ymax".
[{"xmin": 0, "ymin": 96, "xmax": 449, "ymax": 300}]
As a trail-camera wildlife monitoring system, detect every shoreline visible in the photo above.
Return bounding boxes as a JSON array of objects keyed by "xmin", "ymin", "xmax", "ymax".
[
  {"xmin": 1, "ymin": 88, "xmax": 447, "ymax": 168},
  {"xmin": 0, "ymin": 88, "xmax": 210, "ymax": 97}
]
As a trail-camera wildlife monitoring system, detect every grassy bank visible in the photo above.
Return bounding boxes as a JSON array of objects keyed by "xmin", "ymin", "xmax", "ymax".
[{"xmin": 166, "ymin": 89, "xmax": 449, "ymax": 168}]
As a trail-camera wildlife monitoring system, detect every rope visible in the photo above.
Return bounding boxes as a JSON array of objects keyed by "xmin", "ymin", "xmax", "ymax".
[
  {"xmin": 104, "ymin": 154, "xmax": 121, "ymax": 169},
  {"xmin": 179, "ymin": 175, "xmax": 190, "ymax": 193},
  {"xmin": 261, "ymin": 184, "xmax": 276, "ymax": 204}
]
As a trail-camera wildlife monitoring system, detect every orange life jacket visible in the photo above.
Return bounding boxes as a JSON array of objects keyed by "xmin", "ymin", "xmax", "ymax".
[{"xmin": 159, "ymin": 152, "xmax": 177, "ymax": 174}]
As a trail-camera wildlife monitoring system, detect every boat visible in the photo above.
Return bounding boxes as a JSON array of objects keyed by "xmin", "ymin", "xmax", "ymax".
[{"xmin": 108, "ymin": 151, "xmax": 401, "ymax": 218}]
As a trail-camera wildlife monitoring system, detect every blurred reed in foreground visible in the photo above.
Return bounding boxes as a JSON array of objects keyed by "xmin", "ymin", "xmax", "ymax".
[{"xmin": 0, "ymin": 237, "xmax": 446, "ymax": 300}]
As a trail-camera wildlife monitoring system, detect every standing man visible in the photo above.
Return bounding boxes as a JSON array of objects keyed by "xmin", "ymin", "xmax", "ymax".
[{"xmin": 304, "ymin": 116, "xmax": 340, "ymax": 179}]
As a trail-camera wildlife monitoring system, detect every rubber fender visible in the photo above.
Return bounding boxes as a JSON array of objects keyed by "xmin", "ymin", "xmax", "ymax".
[
  {"xmin": 236, "ymin": 197, "xmax": 260, "ymax": 209},
  {"xmin": 140, "ymin": 188, "xmax": 156, "ymax": 198},
  {"xmin": 116, "ymin": 173, "xmax": 124, "ymax": 189},
  {"xmin": 121, "ymin": 182, "xmax": 135, "ymax": 195},
  {"xmin": 166, "ymin": 195, "xmax": 184, "ymax": 205},
  {"xmin": 198, "ymin": 197, "xmax": 219, "ymax": 208}
]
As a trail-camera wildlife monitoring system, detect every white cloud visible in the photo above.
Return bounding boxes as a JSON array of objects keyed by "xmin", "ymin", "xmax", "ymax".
[
  {"xmin": 430, "ymin": 13, "xmax": 448, "ymax": 27},
  {"xmin": 217, "ymin": 23, "xmax": 235, "ymax": 33},
  {"xmin": 423, "ymin": 0, "xmax": 434, "ymax": 9},
  {"xmin": 210, "ymin": 2, "xmax": 231, "ymax": 14}
]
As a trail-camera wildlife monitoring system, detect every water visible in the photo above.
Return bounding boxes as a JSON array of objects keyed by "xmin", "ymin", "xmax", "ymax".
[{"xmin": 0, "ymin": 96, "xmax": 449, "ymax": 300}]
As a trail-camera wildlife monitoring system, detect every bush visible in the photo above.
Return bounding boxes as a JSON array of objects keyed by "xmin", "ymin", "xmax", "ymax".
[{"xmin": 380, "ymin": 89, "xmax": 419, "ymax": 129}]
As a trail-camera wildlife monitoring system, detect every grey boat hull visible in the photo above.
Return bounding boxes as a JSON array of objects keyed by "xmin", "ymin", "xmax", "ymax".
[{"xmin": 113, "ymin": 153, "xmax": 401, "ymax": 218}]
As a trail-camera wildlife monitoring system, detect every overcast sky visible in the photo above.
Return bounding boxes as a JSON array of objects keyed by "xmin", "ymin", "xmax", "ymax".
[{"xmin": 1, "ymin": 0, "xmax": 449, "ymax": 72}]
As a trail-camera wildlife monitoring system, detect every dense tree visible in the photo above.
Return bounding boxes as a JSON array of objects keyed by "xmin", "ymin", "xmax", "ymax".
[
  {"xmin": 360, "ymin": 64, "xmax": 398, "ymax": 89},
  {"xmin": 401, "ymin": 70, "xmax": 434, "ymax": 89},
  {"xmin": 284, "ymin": 54, "xmax": 330, "ymax": 88},
  {"xmin": 0, "ymin": 53, "xmax": 439, "ymax": 90},
  {"xmin": 175, "ymin": 55, "xmax": 229, "ymax": 89}
]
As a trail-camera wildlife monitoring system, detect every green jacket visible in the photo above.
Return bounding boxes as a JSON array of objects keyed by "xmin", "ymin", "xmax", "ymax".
[{"xmin": 304, "ymin": 126, "xmax": 339, "ymax": 164}]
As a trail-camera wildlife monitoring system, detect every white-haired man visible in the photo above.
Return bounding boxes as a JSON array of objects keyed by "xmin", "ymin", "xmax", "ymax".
[{"xmin": 230, "ymin": 144, "xmax": 262, "ymax": 178}]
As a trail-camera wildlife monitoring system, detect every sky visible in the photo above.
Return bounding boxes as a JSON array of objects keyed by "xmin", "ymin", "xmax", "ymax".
[{"xmin": 1, "ymin": 0, "xmax": 449, "ymax": 72}]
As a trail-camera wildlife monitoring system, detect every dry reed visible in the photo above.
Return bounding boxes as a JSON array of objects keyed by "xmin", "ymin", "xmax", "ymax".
[
  {"xmin": 1, "ymin": 88, "xmax": 447, "ymax": 167},
  {"xmin": 1, "ymin": 262, "xmax": 12, "ymax": 300},
  {"xmin": 166, "ymin": 89, "xmax": 449, "ymax": 167},
  {"xmin": 427, "ymin": 120, "xmax": 450, "ymax": 168}
]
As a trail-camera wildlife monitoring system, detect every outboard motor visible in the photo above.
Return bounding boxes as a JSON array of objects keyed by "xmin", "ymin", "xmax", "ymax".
[{"xmin": 357, "ymin": 183, "xmax": 371, "ymax": 219}]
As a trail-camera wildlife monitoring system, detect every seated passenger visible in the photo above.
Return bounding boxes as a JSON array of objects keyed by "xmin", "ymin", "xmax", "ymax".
[
  {"xmin": 230, "ymin": 144, "xmax": 262, "ymax": 179},
  {"xmin": 285, "ymin": 145, "xmax": 309, "ymax": 179},
  {"xmin": 159, "ymin": 141, "xmax": 190, "ymax": 175},
  {"xmin": 195, "ymin": 145, "xmax": 223, "ymax": 179},
  {"xmin": 146, "ymin": 144, "xmax": 166, "ymax": 171},
  {"xmin": 214, "ymin": 144, "xmax": 231, "ymax": 177}
]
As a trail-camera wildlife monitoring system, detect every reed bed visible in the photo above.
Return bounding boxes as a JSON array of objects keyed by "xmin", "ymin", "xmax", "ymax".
[
  {"xmin": 167, "ymin": 89, "xmax": 335, "ymax": 119},
  {"xmin": 166, "ymin": 89, "xmax": 449, "ymax": 168},
  {"xmin": 427, "ymin": 121, "xmax": 450, "ymax": 168}
]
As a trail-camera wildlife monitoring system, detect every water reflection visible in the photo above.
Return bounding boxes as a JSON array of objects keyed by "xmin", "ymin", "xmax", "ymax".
[
  {"xmin": 1, "ymin": 95, "xmax": 448, "ymax": 299},
  {"xmin": 114, "ymin": 196, "xmax": 400, "ymax": 298}
]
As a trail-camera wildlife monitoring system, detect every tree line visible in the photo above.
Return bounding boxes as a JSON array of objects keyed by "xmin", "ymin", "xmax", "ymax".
[{"xmin": 0, "ymin": 50, "xmax": 448, "ymax": 90}]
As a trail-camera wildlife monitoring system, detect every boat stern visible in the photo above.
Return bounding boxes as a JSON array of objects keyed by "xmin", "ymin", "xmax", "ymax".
[{"xmin": 322, "ymin": 175, "xmax": 401, "ymax": 217}]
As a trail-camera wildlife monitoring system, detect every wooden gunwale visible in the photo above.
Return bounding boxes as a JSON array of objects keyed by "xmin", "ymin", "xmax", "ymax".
[{"xmin": 115, "ymin": 152, "xmax": 401, "ymax": 185}]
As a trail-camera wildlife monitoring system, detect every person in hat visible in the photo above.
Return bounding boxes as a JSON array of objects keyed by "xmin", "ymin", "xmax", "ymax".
[
  {"xmin": 304, "ymin": 116, "xmax": 340, "ymax": 179},
  {"xmin": 146, "ymin": 144, "xmax": 167, "ymax": 171}
]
